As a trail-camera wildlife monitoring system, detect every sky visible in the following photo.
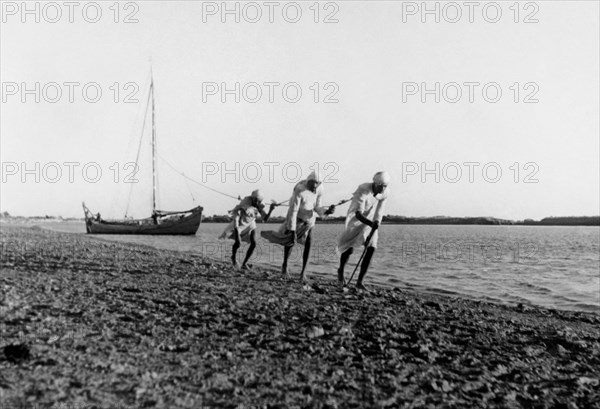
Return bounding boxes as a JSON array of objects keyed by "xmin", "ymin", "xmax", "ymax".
[{"xmin": 1, "ymin": 0, "xmax": 599, "ymax": 220}]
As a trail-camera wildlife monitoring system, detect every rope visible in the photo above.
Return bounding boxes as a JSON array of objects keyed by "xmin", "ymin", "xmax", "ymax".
[
  {"xmin": 272, "ymin": 198, "xmax": 290, "ymax": 206},
  {"xmin": 125, "ymin": 84, "xmax": 153, "ymax": 217},
  {"xmin": 158, "ymin": 155, "xmax": 242, "ymax": 201},
  {"xmin": 335, "ymin": 198, "xmax": 352, "ymax": 206},
  {"xmin": 157, "ymin": 155, "xmax": 354, "ymax": 209},
  {"xmin": 183, "ymin": 174, "xmax": 196, "ymax": 203},
  {"xmin": 111, "ymin": 70, "xmax": 151, "ymax": 219},
  {"xmin": 274, "ymin": 197, "xmax": 352, "ymax": 207}
]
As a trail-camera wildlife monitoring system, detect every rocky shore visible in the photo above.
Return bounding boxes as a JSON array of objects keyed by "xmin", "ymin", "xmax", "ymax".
[{"xmin": 1, "ymin": 225, "xmax": 599, "ymax": 408}]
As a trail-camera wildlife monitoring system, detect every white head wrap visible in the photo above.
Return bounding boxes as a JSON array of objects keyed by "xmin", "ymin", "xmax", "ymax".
[
  {"xmin": 307, "ymin": 169, "xmax": 322, "ymax": 183},
  {"xmin": 373, "ymin": 171, "xmax": 391, "ymax": 185},
  {"xmin": 251, "ymin": 189, "xmax": 264, "ymax": 202}
]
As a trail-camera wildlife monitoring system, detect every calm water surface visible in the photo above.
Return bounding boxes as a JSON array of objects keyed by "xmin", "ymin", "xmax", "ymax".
[{"xmin": 41, "ymin": 222, "xmax": 599, "ymax": 313}]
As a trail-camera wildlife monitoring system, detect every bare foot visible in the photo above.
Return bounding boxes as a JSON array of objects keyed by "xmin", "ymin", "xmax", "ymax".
[
  {"xmin": 299, "ymin": 274, "xmax": 309, "ymax": 284},
  {"xmin": 356, "ymin": 282, "xmax": 369, "ymax": 292},
  {"xmin": 281, "ymin": 269, "xmax": 291, "ymax": 280},
  {"xmin": 241, "ymin": 263, "xmax": 253, "ymax": 271}
]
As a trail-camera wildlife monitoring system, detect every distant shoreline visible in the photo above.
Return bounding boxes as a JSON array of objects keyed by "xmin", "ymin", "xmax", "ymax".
[
  {"xmin": 1, "ymin": 214, "xmax": 599, "ymax": 226},
  {"xmin": 176, "ymin": 214, "xmax": 600, "ymax": 226}
]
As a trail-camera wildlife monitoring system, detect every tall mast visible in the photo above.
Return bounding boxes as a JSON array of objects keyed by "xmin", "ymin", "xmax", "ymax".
[{"xmin": 150, "ymin": 66, "xmax": 157, "ymax": 213}]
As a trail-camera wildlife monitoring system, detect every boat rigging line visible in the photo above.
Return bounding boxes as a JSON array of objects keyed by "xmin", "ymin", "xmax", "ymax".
[
  {"xmin": 157, "ymin": 155, "xmax": 353, "ymax": 209},
  {"xmin": 125, "ymin": 81, "xmax": 153, "ymax": 218},
  {"xmin": 157, "ymin": 154, "xmax": 242, "ymax": 201}
]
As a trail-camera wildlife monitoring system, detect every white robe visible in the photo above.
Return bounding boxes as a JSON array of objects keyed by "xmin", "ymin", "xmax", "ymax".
[
  {"xmin": 261, "ymin": 180, "xmax": 328, "ymax": 245},
  {"xmin": 337, "ymin": 183, "xmax": 389, "ymax": 254},
  {"xmin": 219, "ymin": 196, "xmax": 265, "ymax": 243}
]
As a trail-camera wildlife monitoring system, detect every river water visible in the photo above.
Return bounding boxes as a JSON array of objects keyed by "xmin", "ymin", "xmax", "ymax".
[{"xmin": 39, "ymin": 222, "xmax": 599, "ymax": 313}]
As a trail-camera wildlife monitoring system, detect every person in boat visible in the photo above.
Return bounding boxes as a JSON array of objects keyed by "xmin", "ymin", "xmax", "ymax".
[
  {"xmin": 220, "ymin": 190, "xmax": 276, "ymax": 270},
  {"xmin": 260, "ymin": 170, "xmax": 335, "ymax": 282},
  {"xmin": 95, "ymin": 213, "xmax": 102, "ymax": 222},
  {"xmin": 336, "ymin": 171, "xmax": 390, "ymax": 291}
]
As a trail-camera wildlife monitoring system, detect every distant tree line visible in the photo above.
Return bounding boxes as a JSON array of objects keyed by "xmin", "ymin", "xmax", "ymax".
[
  {"xmin": 2, "ymin": 212, "xmax": 597, "ymax": 226},
  {"xmin": 519, "ymin": 216, "xmax": 600, "ymax": 226},
  {"xmin": 202, "ymin": 214, "xmax": 599, "ymax": 226}
]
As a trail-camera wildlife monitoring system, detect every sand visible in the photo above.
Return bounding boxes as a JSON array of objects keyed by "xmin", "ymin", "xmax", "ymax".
[{"xmin": 1, "ymin": 224, "xmax": 599, "ymax": 408}]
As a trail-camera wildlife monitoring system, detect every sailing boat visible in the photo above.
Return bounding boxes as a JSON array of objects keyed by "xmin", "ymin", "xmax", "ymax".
[{"xmin": 82, "ymin": 73, "xmax": 203, "ymax": 235}]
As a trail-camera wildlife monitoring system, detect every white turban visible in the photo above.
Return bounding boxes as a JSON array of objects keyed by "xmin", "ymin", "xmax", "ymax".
[
  {"xmin": 307, "ymin": 170, "xmax": 322, "ymax": 183},
  {"xmin": 373, "ymin": 171, "xmax": 391, "ymax": 185},
  {"xmin": 251, "ymin": 189, "xmax": 264, "ymax": 201}
]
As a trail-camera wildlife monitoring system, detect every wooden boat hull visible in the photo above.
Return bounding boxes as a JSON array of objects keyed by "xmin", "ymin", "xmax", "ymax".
[{"xmin": 85, "ymin": 206, "xmax": 203, "ymax": 235}]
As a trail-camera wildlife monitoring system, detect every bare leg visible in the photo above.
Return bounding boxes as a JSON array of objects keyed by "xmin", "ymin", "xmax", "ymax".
[
  {"xmin": 337, "ymin": 248, "xmax": 354, "ymax": 286},
  {"xmin": 299, "ymin": 229, "xmax": 312, "ymax": 282},
  {"xmin": 242, "ymin": 230, "xmax": 256, "ymax": 269},
  {"xmin": 282, "ymin": 244, "xmax": 293, "ymax": 278},
  {"xmin": 232, "ymin": 235, "xmax": 240, "ymax": 266},
  {"xmin": 356, "ymin": 247, "xmax": 375, "ymax": 290}
]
